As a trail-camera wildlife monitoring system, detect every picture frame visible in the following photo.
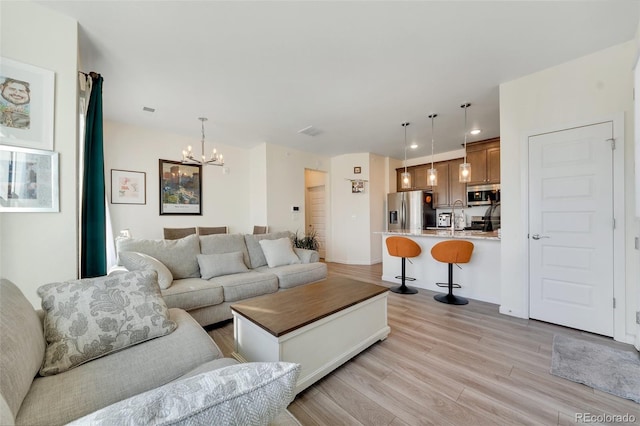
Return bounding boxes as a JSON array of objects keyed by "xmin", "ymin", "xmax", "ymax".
[
  {"xmin": 0, "ymin": 57, "xmax": 55, "ymax": 150},
  {"xmin": 0, "ymin": 145, "xmax": 59, "ymax": 212},
  {"xmin": 353, "ymin": 166, "xmax": 361, "ymax": 174},
  {"xmin": 111, "ymin": 169, "xmax": 146, "ymax": 205},
  {"xmin": 351, "ymin": 179, "xmax": 365, "ymax": 193},
  {"xmin": 159, "ymin": 159, "xmax": 202, "ymax": 215}
]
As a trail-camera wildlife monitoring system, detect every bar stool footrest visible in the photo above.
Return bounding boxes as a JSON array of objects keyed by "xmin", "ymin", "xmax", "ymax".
[
  {"xmin": 435, "ymin": 282, "xmax": 461, "ymax": 288},
  {"xmin": 395, "ymin": 275, "xmax": 416, "ymax": 282}
]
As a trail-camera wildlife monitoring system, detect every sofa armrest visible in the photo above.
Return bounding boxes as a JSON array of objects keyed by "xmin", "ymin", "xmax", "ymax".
[
  {"xmin": 107, "ymin": 265, "xmax": 129, "ymax": 276},
  {"xmin": 293, "ymin": 248, "xmax": 319, "ymax": 263},
  {"xmin": 67, "ymin": 362, "xmax": 300, "ymax": 426}
]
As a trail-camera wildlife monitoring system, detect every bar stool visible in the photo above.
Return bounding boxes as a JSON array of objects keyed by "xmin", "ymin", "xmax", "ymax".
[
  {"xmin": 431, "ymin": 240, "xmax": 474, "ymax": 305},
  {"xmin": 385, "ymin": 236, "xmax": 421, "ymax": 294}
]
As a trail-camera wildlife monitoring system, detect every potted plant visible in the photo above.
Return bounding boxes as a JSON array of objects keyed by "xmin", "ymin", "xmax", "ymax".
[{"xmin": 291, "ymin": 228, "xmax": 320, "ymax": 251}]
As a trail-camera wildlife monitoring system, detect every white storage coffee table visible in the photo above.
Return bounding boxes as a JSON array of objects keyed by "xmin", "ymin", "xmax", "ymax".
[{"xmin": 231, "ymin": 276, "xmax": 390, "ymax": 394}]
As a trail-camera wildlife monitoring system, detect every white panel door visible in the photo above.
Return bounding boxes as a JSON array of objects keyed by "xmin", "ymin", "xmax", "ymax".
[
  {"xmin": 529, "ymin": 122, "xmax": 614, "ymax": 336},
  {"xmin": 307, "ymin": 185, "xmax": 326, "ymax": 259}
]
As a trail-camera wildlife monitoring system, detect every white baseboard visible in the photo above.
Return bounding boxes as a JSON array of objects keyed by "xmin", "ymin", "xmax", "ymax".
[{"xmin": 499, "ymin": 305, "xmax": 528, "ymax": 319}]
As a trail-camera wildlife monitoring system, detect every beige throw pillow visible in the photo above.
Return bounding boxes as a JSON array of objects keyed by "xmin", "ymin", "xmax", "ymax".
[
  {"xmin": 119, "ymin": 251, "xmax": 173, "ymax": 289},
  {"xmin": 258, "ymin": 237, "xmax": 301, "ymax": 268},
  {"xmin": 37, "ymin": 270, "xmax": 177, "ymax": 376}
]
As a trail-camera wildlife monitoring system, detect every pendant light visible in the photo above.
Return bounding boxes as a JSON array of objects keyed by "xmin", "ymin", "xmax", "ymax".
[
  {"xmin": 401, "ymin": 122, "xmax": 411, "ymax": 189},
  {"xmin": 427, "ymin": 113, "xmax": 438, "ymax": 186},
  {"xmin": 181, "ymin": 117, "xmax": 224, "ymax": 166},
  {"xmin": 459, "ymin": 103, "xmax": 471, "ymax": 183}
]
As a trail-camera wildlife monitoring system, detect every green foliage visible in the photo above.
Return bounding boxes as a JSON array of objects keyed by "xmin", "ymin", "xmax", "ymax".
[{"xmin": 291, "ymin": 228, "xmax": 320, "ymax": 251}]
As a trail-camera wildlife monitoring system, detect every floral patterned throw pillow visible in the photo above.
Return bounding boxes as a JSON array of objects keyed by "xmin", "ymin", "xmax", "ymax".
[{"xmin": 37, "ymin": 270, "xmax": 177, "ymax": 376}]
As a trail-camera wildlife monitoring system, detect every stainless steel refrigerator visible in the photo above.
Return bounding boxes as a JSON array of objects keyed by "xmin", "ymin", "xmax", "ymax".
[{"xmin": 387, "ymin": 190, "xmax": 436, "ymax": 231}]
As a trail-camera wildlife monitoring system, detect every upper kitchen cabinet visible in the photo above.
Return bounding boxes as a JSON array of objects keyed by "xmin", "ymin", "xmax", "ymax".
[
  {"xmin": 465, "ymin": 138, "xmax": 500, "ymax": 185},
  {"xmin": 396, "ymin": 164, "xmax": 429, "ymax": 191}
]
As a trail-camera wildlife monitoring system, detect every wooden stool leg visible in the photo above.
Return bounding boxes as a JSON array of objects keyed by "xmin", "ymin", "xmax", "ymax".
[{"xmin": 391, "ymin": 257, "xmax": 418, "ymax": 295}]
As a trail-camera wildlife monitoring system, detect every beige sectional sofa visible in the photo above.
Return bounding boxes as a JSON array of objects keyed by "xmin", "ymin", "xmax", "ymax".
[
  {"xmin": 115, "ymin": 231, "xmax": 327, "ymax": 326},
  {"xmin": 0, "ymin": 277, "xmax": 301, "ymax": 425}
]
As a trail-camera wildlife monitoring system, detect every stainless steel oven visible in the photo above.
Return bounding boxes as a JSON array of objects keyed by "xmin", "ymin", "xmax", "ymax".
[{"xmin": 466, "ymin": 184, "xmax": 500, "ymax": 206}]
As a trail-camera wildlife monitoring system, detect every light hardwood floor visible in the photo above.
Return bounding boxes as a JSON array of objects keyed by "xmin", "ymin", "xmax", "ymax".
[{"xmin": 208, "ymin": 262, "xmax": 639, "ymax": 426}]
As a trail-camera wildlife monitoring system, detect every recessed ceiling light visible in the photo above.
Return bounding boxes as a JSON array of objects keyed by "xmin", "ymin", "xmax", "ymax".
[
  {"xmin": 470, "ymin": 129, "xmax": 481, "ymax": 135},
  {"xmin": 410, "ymin": 143, "xmax": 418, "ymax": 149}
]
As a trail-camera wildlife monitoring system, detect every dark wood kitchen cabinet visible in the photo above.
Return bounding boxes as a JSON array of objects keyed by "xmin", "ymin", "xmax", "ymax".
[
  {"xmin": 465, "ymin": 138, "xmax": 500, "ymax": 185},
  {"xmin": 396, "ymin": 164, "xmax": 429, "ymax": 191},
  {"xmin": 430, "ymin": 159, "xmax": 466, "ymax": 207}
]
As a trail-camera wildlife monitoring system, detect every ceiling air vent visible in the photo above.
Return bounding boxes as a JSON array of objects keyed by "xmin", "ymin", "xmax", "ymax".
[
  {"xmin": 142, "ymin": 106, "xmax": 156, "ymax": 113},
  {"xmin": 298, "ymin": 125, "xmax": 322, "ymax": 137}
]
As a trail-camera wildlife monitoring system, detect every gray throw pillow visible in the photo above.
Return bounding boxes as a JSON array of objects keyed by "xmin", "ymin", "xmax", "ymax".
[
  {"xmin": 116, "ymin": 234, "xmax": 200, "ymax": 279},
  {"xmin": 244, "ymin": 231, "xmax": 292, "ymax": 269},
  {"xmin": 200, "ymin": 233, "xmax": 251, "ymax": 268},
  {"xmin": 197, "ymin": 251, "xmax": 249, "ymax": 279},
  {"xmin": 119, "ymin": 251, "xmax": 173, "ymax": 289},
  {"xmin": 37, "ymin": 270, "xmax": 177, "ymax": 376},
  {"xmin": 259, "ymin": 237, "xmax": 301, "ymax": 268},
  {"xmin": 68, "ymin": 362, "xmax": 301, "ymax": 426}
]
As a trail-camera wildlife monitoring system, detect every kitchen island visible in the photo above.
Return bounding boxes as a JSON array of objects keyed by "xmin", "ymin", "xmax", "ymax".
[{"xmin": 381, "ymin": 230, "xmax": 501, "ymax": 304}]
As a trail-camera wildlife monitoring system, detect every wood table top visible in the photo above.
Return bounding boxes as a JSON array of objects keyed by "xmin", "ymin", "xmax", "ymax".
[{"xmin": 230, "ymin": 277, "xmax": 389, "ymax": 337}]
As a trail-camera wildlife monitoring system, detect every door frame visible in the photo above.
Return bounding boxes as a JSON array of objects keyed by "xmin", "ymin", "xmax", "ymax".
[{"xmin": 519, "ymin": 113, "xmax": 627, "ymax": 342}]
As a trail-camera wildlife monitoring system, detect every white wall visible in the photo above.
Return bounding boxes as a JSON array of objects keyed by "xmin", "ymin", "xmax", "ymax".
[
  {"xmin": 249, "ymin": 143, "xmax": 268, "ymax": 228},
  {"xmin": 264, "ymin": 144, "xmax": 330, "ymax": 235},
  {"xmin": 330, "ymin": 153, "xmax": 375, "ymax": 264},
  {"xmin": 369, "ymin": 153, "xmax": 386, "ymax": 263},
  {"xmin": 0, "ymin": 2, "xmax": 78, "ymax": 307},
  {"xmin": 104, "ymin": 121, "xmax": 252, "ymax": 238},
  {"xmin": 500, "ymin": 41, "xmax": 638, "ymax": 342}
]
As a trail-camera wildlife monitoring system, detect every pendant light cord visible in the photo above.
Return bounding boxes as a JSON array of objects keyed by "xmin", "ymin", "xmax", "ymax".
[
  {"xmin": 403, "ymin": 122, "xmax": 408, "ymax": 173},
  {"xmin": 463, "ymin": 104, "xmax": 468, "ymax": 163},
  {"xmin": 429, "ymin": 114, "xmax": 436, "ymax": 169}
]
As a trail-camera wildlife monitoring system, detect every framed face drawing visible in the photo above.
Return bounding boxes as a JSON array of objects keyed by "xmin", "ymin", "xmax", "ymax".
[{"xmin": 0, "ymin": 57, "xmax": 55, "ymax": 150}]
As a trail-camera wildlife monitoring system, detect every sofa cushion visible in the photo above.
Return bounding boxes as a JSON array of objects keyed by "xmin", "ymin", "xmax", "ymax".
[
  {"xmin": 37, "ymin": 270, "xmax": 177, "ymax": 376},
  {"xmin": 211, "ymin": 271, "xmax": 278, "ymax": 302},
  {"xmin": 119, "ymin": 251, "xmax": 173, "ymax": 289},
  {"xmin": 200, "ymin": 233, "xmax": 251, "ymax": 268},
  {"xmin": 255, "ymin": 262, "xmax": 328, "ymax": 289},
  {"xmin": 259, "ymin": 237, "xmax": 301, "ymax": 268},
  {"xmin": 293, "ymin": 247, "xmax": 320, "ymax": 264},
  {"xmin": 162, "ymin": 277, "xmax": 224, "ymax": 311},
  {"xmin": 117, "ymin": 234, "xmax": 201, "ymax": 279},
  {"xmin": 0, "ymin": 279, "xmax": 46, "ymax": 422},
  {"xmin": 67, "ymin": 362, "xmax": 301, "ymax": 426},
  {"xmin": 16, "ymin": 309, "xmax": 222, "ymax": 426},
  {"xmin": 244, "ymin": 231, "xmax": 292, "ymax": 269},
  {"xmin": 197, "ymin": 251, "xmax": 249, "ymax": 279}
]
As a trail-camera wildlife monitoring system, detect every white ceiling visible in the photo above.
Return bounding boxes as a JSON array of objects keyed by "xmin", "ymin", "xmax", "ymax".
[{"xmin": 39, "ymin": 1, "xmax": 639, "ymax": 160}]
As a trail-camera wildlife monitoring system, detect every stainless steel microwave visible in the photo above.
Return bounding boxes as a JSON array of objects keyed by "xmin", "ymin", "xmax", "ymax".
[{"xmin": 466, "ymin": 184, "xmax": 500, "ymax": 206}]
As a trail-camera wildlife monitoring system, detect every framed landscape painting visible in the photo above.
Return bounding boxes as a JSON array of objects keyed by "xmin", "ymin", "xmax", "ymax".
[
  {"xmin": 0, "ymin": 145, "xmax": 59, "ymax": 212},
  {"xmin": 111, "ymin": 169, "xmax": 146, "ymax": 204},
  {"xmin": 159, "ymin": 159, "xmax": 202, "ymax": 215},
  {"xmin": 0, "ymin": 57, "xmax": 55, "ymax": 150}
]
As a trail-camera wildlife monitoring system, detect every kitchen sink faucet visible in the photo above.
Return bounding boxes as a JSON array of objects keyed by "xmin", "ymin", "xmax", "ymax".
[{"xmin": 451, "ymin": 199, "xmax": 465, "ymax": 235}]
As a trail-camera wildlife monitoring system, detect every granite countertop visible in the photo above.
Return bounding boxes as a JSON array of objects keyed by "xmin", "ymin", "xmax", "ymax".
[{"xmin": 381, "ymin": 229, "xmax": 501, "ymax": 241}]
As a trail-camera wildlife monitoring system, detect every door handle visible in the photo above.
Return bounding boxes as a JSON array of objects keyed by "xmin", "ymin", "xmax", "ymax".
[{"xmin": 531, "ymin": 234, "xmax": 550, "ymax": 240}]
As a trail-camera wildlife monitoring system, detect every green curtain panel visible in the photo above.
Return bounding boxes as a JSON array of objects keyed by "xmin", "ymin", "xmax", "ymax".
[{"xmin": 81, "ymin": 73, "xmax": 106, "ymax": 278}]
